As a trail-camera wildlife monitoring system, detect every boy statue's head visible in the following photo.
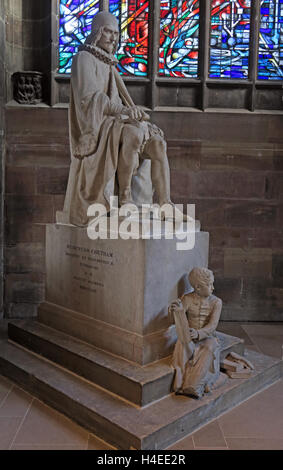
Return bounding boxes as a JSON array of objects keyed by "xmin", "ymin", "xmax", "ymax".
[{"xmin": 188, "ymin": 267, "xmax": 214, "ymax": 298}]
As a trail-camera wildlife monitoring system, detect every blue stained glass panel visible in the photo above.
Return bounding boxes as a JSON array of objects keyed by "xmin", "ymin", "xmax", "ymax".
[
  {"xmin": 59, "ymin": 0, "xmax": 100, "ymax": 74},
  {"xmin": 159, "ymin": 0, "xmax": 200, "ymax": 78},
  {"xmin": 209, "ymin": 0, "xmax": 251, "ymax": 79},
  {"xmin": 258, "ymin": 0, "xmax": 283, "ymax": 80}
]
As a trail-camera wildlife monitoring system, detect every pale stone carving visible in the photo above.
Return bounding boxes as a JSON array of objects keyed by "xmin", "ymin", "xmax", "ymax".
[
  {"xmin": 221, "ymin": 351, "xmax": 254, "ymax": 378},
  {"xmin": 169, "ymin": 267, "xmax": 226, "ymax": 399},
  {"xmin": 59, "ymin": 11, "xmax": 180, "ymax": 227}
]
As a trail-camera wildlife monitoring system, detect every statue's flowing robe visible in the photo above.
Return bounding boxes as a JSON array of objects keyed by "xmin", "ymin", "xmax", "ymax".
[
  {"xmin": 172, "ymin": 293, "xmax": 222, "ymax": 396},
  {"xmin": 60, "ymin": 49, "xmax": 157, "ymax": 226}
]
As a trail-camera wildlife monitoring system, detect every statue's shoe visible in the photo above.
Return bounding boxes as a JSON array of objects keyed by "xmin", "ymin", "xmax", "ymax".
[
  {"xmin": 119, "ymin": 199, "xmax": 135, "ymax": 207},
  {"xmin": 183, "ymin": 384, "xmax": 205, "ymax": 399},
  {"xmin": 119, "ymin": 188, "xmax": 134, "ymax": 208}
]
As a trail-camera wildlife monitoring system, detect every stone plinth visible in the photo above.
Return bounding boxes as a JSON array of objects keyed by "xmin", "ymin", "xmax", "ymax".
[
  {"xmin": 7, "ymin": 319, "xmax": 244, "ymax": 407},
  {"xmin": 0, "ymin": 338, "xmax": 281, "ymax": 450},
  {"xmin": 0, "ymin": 223, "xmax": 281, "ymax": 450},
  {"xmin": 39, "ymin": 224, "xmax": 209, "ymax": 365}
]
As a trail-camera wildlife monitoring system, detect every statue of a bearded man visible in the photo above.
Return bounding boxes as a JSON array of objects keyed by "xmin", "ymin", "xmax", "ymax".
[{"xmin": 58, "ymin": 12, "xmax": 177, "ymax": 227}]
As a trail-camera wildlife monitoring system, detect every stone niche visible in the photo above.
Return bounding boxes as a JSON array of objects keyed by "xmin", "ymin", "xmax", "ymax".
[{"xmin": 39, "ymin": 223, "xmax": 209, "ymax": 365}]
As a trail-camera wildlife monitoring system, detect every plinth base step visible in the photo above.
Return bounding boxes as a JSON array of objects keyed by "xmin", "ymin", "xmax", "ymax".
[
  {"xmin": 0, "ymin": 332, "xmax": 281, "ymax": 449},
  {"xmin": 6, "ymin": 320, "xmax": 245, "ymax": 407}
]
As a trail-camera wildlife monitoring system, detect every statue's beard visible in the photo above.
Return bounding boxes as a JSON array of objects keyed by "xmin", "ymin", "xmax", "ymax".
[
  {"xmin": 97, "ymin": 42, "xmax": 116, "ymax": 55},
  {"xmin": 85, "ymin": 27, "xmax": 118, "ymax": 55}
]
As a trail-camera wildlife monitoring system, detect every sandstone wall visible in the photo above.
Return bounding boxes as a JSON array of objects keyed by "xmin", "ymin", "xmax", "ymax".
[{"xmin": 4, "ymin": 107, "xmax": 283, "ymax": 321}]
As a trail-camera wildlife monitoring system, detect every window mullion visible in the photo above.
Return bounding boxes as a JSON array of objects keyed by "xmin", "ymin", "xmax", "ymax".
[
  {"xmin": 51, "ymin": 0, "xmax": 60, "ymax": 105},
  {"xmin": 102, "ymin": 0, "xmax": 109, "ymax": 11},
  {"xmin": 149, "ymin": 0, "xmax": 160, "ymax": 110},
  {"xmin": 199, "ymin": 0, "xmax": 211, "ymax": 110},
  {"xmin": 248, "ymin": 0, "xmax": 261, "ymax": 111}
]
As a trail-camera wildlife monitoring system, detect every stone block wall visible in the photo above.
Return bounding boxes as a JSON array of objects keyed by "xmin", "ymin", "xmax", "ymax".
[
  {"xmin": 3, "ymin": 106, "xmax": 283, "ymax": 322},
  {"xmin": 0, "ymin": 0, "xmax": 5, "ymax": 316},
  {"xmin": 158, "ymin": 112, "xmax": 283, "ymax": 321},
  {"xmin": 5, "ymin": 107, "xmax": 69, "ymax": 317}
]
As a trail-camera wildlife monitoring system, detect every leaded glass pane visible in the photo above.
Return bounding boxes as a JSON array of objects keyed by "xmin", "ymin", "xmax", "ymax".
[
  {"xmin": 258, "ymin": 0, "xmax": 283, "ymax": 80},
  {"xmin": 159, "ymin": 0, "xmax": 200, "ymax": 78},
  {"xmin": 109, "ymin": 0, "xmax": 149, "ymax": 76},
  {"xmin": 209, "ymin": 0, "xmax": 251, "ymax": 79},
  {"xmin": 59, "ymin": 0, "xmax": 100, "ymax": 74}
]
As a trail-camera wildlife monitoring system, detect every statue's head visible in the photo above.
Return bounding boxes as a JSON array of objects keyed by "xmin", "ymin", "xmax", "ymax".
[
  {"xmin": 86, "ymin": 12, "xmax": 119, "ymax": 54},
  {"xmin": 188, "ymin": 267, "xmax": 214, "ymax": 298}
]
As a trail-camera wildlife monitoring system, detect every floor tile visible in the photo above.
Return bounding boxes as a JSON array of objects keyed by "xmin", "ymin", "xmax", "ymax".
[
  {"xmin": 192, "ymin": 421, "xmax": 227, "ymax": 448},
  {"xmin": 242, "ymin": 325, "xmax": 283, "ymax": 358},
  {"xmin": 0, "ymin": 375, "xmax": 13, "ymax": 404},
  {"xmin": 242, "ymin": 324, "xmax": 283, "ymax": 337},
  {"xmin": 218, "ymin": 322, "xmax": 254, "ymax": 345},
  {"xmin": 251, "ymin": 337, "xmax": 283, "ymax": 359},
  {"xmin": 13, "ymin": 399, "xmax": 89, "ymax": 447},
  {"xmin": 218, "ymin": 380, "xmax": 283, "ymax": 439},
  {"xmin": 88, "ymin": 434, "xmax": 115, "ymax": 450},
  {"xmin": 245, "ymin": 344, "xmax": 261, "ymax": 353},
  {"xmin": 0, "ymin": 417, "xmax": 22, "ymax": 450},
  {"xmin": 11, "ymin": 444, "xmax": 88, "ymax": 450},
  {"xmin": 192, "ymin": 446, "xmax": 228, "ymax": 450},
  {"xmin": 0, "ymin": 386, "xmax": 33, "ymax": 417},
  {"xmin": 166, "ymin": 435, "xmax": 194, "ymax": 450},
  {"xmin": 226, "ymin": 437, "xmax": 283, "ymax": 450}
]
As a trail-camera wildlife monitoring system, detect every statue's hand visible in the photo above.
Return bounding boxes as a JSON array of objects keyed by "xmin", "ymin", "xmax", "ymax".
[
  {"xmin": 168, "ymin": 299, "xmax": 184, "ymax": 316},
  {"xmin": 141, "ymin": 110, "xmax": 150, "ymax": 121},
  {"xmin": 189, "ymin": 328, "xmax": 198, "ymax": 340},
  {"xmin": 127, "ymin": 106, "xmax": 148, "ymax": 122}
]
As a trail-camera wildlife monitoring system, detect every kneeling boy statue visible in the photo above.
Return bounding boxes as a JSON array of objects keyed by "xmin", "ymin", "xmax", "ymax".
[{"xmin": 169, "ymin": 267, "xmax": 223, "ymax": 399}]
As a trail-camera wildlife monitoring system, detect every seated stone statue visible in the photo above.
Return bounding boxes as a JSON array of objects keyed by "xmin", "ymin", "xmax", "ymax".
[
  {"xmin": 169, "ymin": 267, "xmax": 224, "ymax": 399},
  {"xmin": 59, "ymin": 11, "xmax": 178, "ymax": 227}
]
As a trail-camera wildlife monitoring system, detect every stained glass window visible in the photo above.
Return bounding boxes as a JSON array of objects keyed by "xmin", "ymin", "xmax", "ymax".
[
  {"xmin": 159, "ymin": 0, "xmax": 200, "ymax": 78},
  {"xmin": 258, "ymin": 0, "xmax": 283, "ymax": 80},
  {"xmin": 59, "ymin": 0, "xmax": 100, "ymax": 74},
  {"xmin": 58, "ymin": 0, "xmax": 283, "ymax": 83},
  {"xmin": 109, "ymin": 0, "xmax": 149, "ymax": 76},
  {"xmin": 209, "ymin": 0, "xmax": 251, "ymax": 79}
]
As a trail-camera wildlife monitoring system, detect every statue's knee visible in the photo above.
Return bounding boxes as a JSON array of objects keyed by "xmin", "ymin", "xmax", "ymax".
[
  {"xmin": 122, "ymin": 126, "xmax": 143, "ymax": 151},
  {"xmin": 154, "ymin": 137, "xmax": 167, "ymax": 152},
  {"xmin": 204, "ymin": 338, "xmax": 217, "ymax": 353},
  {"xmin": 148, "ymin": 137, "xmax": 167, "ymax": 158}
]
